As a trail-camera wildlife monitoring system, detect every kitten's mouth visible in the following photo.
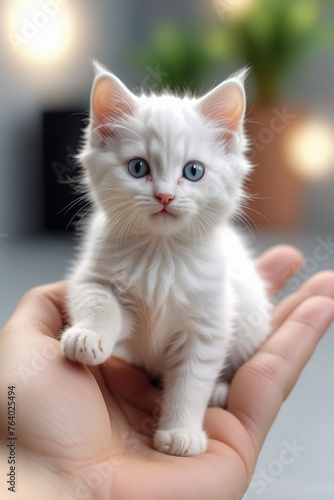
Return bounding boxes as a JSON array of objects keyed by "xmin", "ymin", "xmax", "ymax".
[{"xmin": 152, "ymin": 207, "xmax": 178, "ymax": 219}]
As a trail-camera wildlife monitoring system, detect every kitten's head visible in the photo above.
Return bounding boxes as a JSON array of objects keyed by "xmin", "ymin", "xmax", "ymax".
[{"xmin": 80, "ymin": 62, "xmax": 251, "ymax": 239}]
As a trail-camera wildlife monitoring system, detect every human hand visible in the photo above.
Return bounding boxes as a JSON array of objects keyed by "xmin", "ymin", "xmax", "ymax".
[{"xmin": 1, "ymin": 245, "xmax": 334, "ymax": 500}]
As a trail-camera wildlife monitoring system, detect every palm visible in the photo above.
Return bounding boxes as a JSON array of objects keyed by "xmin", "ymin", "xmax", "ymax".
[
  {"xmin": 16, "ymin": 349, "xmax": 251, "ymax": 498},
  {"xmin": 1, "ymin": 245, "xmax": 334, "ymax": 500}
]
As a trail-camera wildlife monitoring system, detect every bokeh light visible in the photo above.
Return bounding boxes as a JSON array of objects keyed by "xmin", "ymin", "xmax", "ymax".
[
  {"xmin": 285, "ymin": 117, "xmax": 334, "ymax": 180},
  {"xmin": 7, "ymin": 0, "xmax": 73, "ymax": 63},
  {"xmin": 218, "ymin": 0, "xmax": 257, "ymax": 21}
]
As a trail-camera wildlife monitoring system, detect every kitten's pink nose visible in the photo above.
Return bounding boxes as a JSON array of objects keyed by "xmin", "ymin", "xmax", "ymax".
[{"xmin": 155, "ymin": 193, "xmax": 175, "ymax": 206}]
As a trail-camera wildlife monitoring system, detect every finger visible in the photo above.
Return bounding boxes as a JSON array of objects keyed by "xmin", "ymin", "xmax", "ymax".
[
  {"xmin": 101, "ymin": 357, "xmax": 162, "ymax": 414},
  {"xmin": 4, "ymin": 282, "xmax": 68, "ymax": 339},
  {"xmin": 256, "ymin": 245, "xmax": 304, "ymax": 296},
  {"xmin": 228, "ymin": 296, "xmax": 334, "ymax": 456},
  {"xmin": 272, "ymin": 271, "xmax": 334, "ymax": 330}
]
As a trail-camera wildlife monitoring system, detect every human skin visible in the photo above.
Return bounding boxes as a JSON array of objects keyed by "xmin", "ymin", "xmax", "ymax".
[{"xmin": 1, "ymin": 245, "xmax": 334, "ymax": 500}]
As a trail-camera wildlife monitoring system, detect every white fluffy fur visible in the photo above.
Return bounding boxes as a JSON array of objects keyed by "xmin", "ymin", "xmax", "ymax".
[{"xmin": 61, "ymin": 65, "xmax": 272, "ymax": 457}]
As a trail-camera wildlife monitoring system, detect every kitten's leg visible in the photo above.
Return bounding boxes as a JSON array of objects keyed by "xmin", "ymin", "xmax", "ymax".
[
  {"xmin": 61, "ymin": 282, "xmax": 127, "ymax": 366},
  {"xmin": 228, "ymin": 289, "xmax": 272, "ymax": 375},
  {"xmin": 153, "ymin": 333, "xmax": 227, "ymax": 457},
  {"xmin": 210, "ymin": 292, "xmax": 271, "ymax": 408},
  {"xmin": 209, "ymin": 381, "xmax": 230, "ymax": 408}
]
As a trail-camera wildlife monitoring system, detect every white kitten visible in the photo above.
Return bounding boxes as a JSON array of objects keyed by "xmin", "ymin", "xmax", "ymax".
[{"xmin": 61, "ymin": 63, "xmax": 271, "ymax": 457}]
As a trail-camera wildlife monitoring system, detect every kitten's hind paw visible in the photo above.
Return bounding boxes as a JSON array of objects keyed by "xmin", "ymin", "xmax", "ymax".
[
  {"xmin": 153, "ymin": 429, "xmax": 207, "ymax": 456},
  {"xmin": 209, "ymin": 381, "xmax": 230, "ymax": 408},
  {"xmin": 61, "ymin": 325, "xmax": 113, "ymax": 366}
]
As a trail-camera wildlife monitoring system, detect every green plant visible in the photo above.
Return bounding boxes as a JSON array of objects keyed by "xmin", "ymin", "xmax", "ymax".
[
  {"xmin": 209, "ymin": 0, "xmax": 334, "ymax": 102},
  {"xmin": 132, "ymin": 22, "xmax": 214, "ymax": 94},
  {"xmin": 132, "ymin": 1, "xmax": 333, "ymax": 102}
]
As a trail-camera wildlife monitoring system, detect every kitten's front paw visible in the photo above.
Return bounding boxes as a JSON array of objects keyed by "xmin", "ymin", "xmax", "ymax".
[
  {"xmin": 153, "ymin": 429, "xmax": 207, "ymax": 456},
  {"xmin": 61, "ymin": 325, "xmax": 113, "ymax": 366}
]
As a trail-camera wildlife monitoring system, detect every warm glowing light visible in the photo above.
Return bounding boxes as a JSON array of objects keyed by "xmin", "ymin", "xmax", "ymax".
[
  {"xmin": 7, "ymin": 0, "xmax": 73, "ymax": 62},
  {"xmin": 231, "ymin": 0, "xmax": 256, "ymax": 20},
  {"xmin": 285, "ymin": 118, "xmax": 334, "ymax": 180},
  {"xmin": 215, "ymin": 0, "xmax": 256, "ymax": 22}
]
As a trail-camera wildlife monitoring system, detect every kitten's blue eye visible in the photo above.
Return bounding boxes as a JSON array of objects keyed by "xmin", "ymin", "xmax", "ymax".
[
  {"xmin": 128, "ymin": 159, "xmax": 150, "ymax": 178},
  {"xmin": 183, "ymin": 162, "xmax": 205, "ymax": 182}
]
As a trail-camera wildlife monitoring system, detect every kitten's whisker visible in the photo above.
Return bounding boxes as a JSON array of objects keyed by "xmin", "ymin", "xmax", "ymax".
[
  {"xmin": 185, "ymin": 218, "xmax": 196, "ymax": 244},
  {"xmin": 123, "ymin": 210, "xmax": 143, "ymax": 246},
  {"xmin": 113, "ymin": 123, "xmax": 149, "ymax": 142},
  {"xmin": 234, "ymin": 213, "xmax": 257, "ymax": 237},
  {"xmin": 191, "ymin": 218, "xmax": 201, "ymax": 244},
  {"xmin": 102, "ymin": 207, "xmax": 136, "ymax": 245},
  {"xmin": 75, "ymin": 204, "xmax": 95, "ymax": 233},
  {"xmin": 193, "ymin": 215, "xmax": 210, "ymax": 240},
  {"xmin": 237, "ymin": 209, "xmax": 261, "ymax": 235},
  {"xmin": 104, "ymin": 201, "xmax": 131, "ymax": 212},
  {"xmin": 239, "ymin": 204, "xmax": 270, "ymax": 223},
  {"xmin": 118, "ymin": 209, "xmax": 138, "ymax": 244},
  {"xmin": 103, "ymin": 214, "xmax": 127, "ymax": 244},
  {"xmin": 196, "ymin": 212, "xmax": 223, "ymax": 238},
  {"xmin": 65, "ymin": 200, "xmax": 93, "ymax": 231},
  {"xmin": 58, "ymin": 195, "xmax": 88, "ymax": 215},
  {"xmin": 119, "ymin": 138, "xmax": 141, "ymax": 145},
  {"xmin": 115, "ymin": 210, "xmax": 142, "ymax": 252}
]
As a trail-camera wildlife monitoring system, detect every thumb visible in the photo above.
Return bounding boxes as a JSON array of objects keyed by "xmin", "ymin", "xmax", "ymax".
[{"xmin": 4, "ymin": 282, "xmax": 68, "ymax": 339}]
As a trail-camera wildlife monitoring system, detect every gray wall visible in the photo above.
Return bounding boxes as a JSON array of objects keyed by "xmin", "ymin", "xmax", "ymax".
[
  {"xmin": 0, "ymin": 0, "xmax": 141, "ymax": 235},
  {"xmin": 1, "ymin": 0, "xmax": 334, "ymax": 236}
]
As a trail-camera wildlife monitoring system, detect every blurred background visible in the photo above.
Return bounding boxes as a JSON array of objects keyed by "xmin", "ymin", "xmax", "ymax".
[{"xmin": 1, "ymin": 0, "xmax": 334, "ymax": 498}]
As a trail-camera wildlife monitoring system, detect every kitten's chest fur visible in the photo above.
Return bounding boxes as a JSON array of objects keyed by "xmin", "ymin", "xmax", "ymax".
[
  {"xmin": 94, "ymin": 226, "xmax": 225, "ymax": 306},
  {"xmin": 90, "ymin": 224, "xmax": 227, "ymax": 374}
]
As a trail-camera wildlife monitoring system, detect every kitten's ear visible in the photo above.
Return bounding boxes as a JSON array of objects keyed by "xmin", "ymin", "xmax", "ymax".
[
  {"xmin": 90, "ymin": 63, "xmax": 136, "ymax": 144},
  {"xmin": 198, "ymin": 70, "xmax": 247, "ymax": 139}
]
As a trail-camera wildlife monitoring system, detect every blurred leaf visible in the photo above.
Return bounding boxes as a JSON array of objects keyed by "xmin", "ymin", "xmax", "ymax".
[
  {"xmin": 130, "ymin": 0, "xmax": 334, "ymax": 102},
  {"xmin": 312, "ymin": 24, "xmax": 334, "ymax": 50},
  {"xmin": 133, "ymin": 21, "xmax": 213, "ymax": 93},
  {"xmin": 285, "ymin": 1, "xmax": 320, "ymax": 35},
  {"xmin": 204, "ymin": 28, "xmax": 234, "ymax": 60}
]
